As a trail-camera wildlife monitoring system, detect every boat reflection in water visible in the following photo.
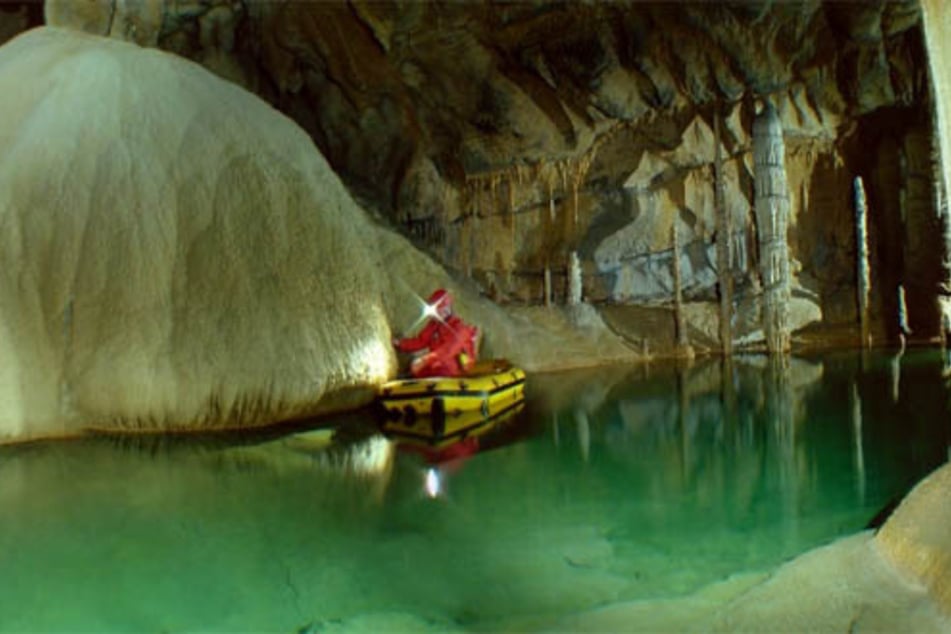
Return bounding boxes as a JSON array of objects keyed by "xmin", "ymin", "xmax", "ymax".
[{"xmin": 379, "ymin": 398, "xmax": 527, "ymax": 499}]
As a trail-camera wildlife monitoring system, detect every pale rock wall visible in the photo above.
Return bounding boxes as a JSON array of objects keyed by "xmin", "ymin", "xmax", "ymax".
[
  {"xmin": 0, "ymin": 27, "xmax": 637, "ymax": 443},
  {"xmin": 877, "ymin": 462, "xmax": 951, "ymax": 616},
  {"xmin": 921, "ymin": 0, "xmax": 951, "ymax": 335},
  {"xmin": 0, "ymin": 27, "xmax": 398, "ymax": 442},
  {"xmin": 595, "ymin": 110, "xmax": 753, "ymax": 304}
]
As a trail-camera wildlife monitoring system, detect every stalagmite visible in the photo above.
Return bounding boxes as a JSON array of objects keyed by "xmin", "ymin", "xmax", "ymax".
[
  {"xmin": 898, "ymin": 284, "xmax": 911, "ymax": 351},
  {"xmin": 714, "ymin": 109, "xmax": 733, "ymax": 355},
  {"xmin": 464, "ymin": 216, "xmax": 472, "ymax": 278},
  {"xmin": 544, "ymin": 266, "xmax": 552, "ymax": 307},
  {"xmin": 753, "ymin": 101, "xmax": 792, "ymax": 354},
  {"xmin": 854, "ymin": 177, "xmax": 871, "ymax": 348},
  {"xmin": 568, "ymin": 251, "xmax": 582, "ymax": 305},
  {"xmin": 508, "ymin": 176, "xmax": 516, "ymax": 265},
  {"xmin": 671, "ymin": 221, "xmax": 690, "ymax": 352}
]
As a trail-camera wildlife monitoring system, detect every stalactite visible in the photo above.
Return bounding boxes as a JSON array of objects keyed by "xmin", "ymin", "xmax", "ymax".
[
  {"xmin": 571, "ymin": 152, "xmax": 595, "ymax": 227},
  {"xmin": 672, "ymin": 221, "xmax": 689, "ymax": 352},
  {"xmin": 854, "ymin": 176, "xmax": 871, "ymax": 348},
  {"xmin": 451, "ymin": 124, "xmax": 625, "ymax": 300},
  {"xmin": 714, "ymin": 109, "xmax": 733, "ymax": 356},
  {"xmin": 436, "ymin": 182, "xmax": 450, "ymax": 264},
  {"xmin": 534, "ymin": 162, "xmax": 558, "ymax": 223},
  {"xmin": 753, "ymin": 101, "xmax": 792, "ymax": 354},
  {"xmin": 558, "ymin": 159, "xmax": 569, "ymax": 193},
  {"xmin": 507, "ymin": 175, "xmax": 516, "ymax": 258},
  {"xmin": 556, "ymin": 160, "xmax": 572, "ymax": 238}
]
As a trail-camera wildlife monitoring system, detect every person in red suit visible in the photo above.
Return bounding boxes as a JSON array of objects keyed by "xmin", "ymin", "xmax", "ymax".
[{"xmin": 393, "ymin": 288, "xmax": 480, "ymax": 378}]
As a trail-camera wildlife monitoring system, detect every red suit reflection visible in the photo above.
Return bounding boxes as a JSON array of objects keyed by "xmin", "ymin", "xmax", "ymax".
[{"xmin": 394, "ymin": 289, "xmax": 479, "ymax": 378}]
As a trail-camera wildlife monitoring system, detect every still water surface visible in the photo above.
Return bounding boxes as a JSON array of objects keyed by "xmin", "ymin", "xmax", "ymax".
[{"xmin": 0, "ymin": 350, "xmax": 948, "ymax": 632}]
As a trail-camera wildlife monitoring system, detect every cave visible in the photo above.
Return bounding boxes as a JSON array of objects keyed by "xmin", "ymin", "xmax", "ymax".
[{"xmin": 0, "ymin": 1, "xmax": 950, "ymax": 631}]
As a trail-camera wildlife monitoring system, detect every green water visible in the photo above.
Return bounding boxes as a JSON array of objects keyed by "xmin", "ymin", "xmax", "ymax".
[{"xmin": 0, "ymin": 350, "xmax": 948, "ymax": 632}]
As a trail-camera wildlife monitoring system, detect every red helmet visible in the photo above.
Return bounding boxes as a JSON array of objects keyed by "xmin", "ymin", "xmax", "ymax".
[{"xmin": 426, "ymin": 288, "xmax": 453, "ymax": 319}]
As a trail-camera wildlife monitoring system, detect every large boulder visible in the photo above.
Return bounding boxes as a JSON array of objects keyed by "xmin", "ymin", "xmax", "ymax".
[
  {"xmin": 0, "ymin": 26, "xmax": 400, "ymax": 441},
  {"xmin": 876, "ymin": 462, "xmax": 951, "ymax": 617},
  {"xmin": 0, "ymin": 27, "xmax": 637, "ymax": 443}
]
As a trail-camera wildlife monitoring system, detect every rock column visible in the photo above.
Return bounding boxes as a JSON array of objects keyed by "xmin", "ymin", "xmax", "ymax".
[
  {"xmin": 753, "ymin": 101, "xmax": 791, "ymax": 354},
  {"xmin": 854, "ymin": 177, "xmax": 871, "ymax": 348},
  {"xmin": 672, "ymin": 221, "xmax": 689, "ymax": 352},
  {"xmin": 921, "ymin": 1, "xmax": 951, "ymax": 347},
  {"xmin": 714, "ymin": 110, "xmax": 733, "ymax": 355}
]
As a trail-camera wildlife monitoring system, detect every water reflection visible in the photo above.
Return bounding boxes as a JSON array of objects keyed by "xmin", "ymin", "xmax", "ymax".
[
  {"xmin": 0, "ymin": 351, "xmax": 948, "ymax": 632},
  {"xmin": 528, "ymin": 350, "xmax": 947, "ymax": 555}
]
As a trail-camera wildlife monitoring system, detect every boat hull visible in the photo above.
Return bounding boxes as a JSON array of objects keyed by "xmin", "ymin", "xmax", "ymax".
[
  {"xmin": 382, "ymin": 400, "xmax": 525, "ymax": 450},
  {"xmin": 378, "ymin": 362, "xmax": 526, "ymax": 441}
]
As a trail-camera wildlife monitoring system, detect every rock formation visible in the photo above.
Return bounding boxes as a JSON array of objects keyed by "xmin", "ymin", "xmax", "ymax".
[
  {"xmin": 753, "ymin": 101, "xmax": 792, "ymax": 354},
  {"xmin": 0, "ymin": 26, "xmax": 636, "ymax": 443},
  {"xmin": 24, "ymin": 1, "xmax": 935, "ymax": 347},
  {"xmin": 921, "ymin": 0, "xmax": 951, "ymax": 342},
  {"xmin": 877, "ymin": 461, "xmax": 951, "ymax": 616}
]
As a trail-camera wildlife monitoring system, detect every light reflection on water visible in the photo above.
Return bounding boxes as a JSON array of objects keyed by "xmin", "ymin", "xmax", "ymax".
[{"xmin": 0, "ymin": 350, "xmax": 948, "ymax": 632}]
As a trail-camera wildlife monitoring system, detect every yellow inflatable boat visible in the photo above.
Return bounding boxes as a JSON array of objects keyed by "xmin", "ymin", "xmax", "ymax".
[{"xmin": 378, "ymin": 359, "xmax": 526, "ymax": 440}]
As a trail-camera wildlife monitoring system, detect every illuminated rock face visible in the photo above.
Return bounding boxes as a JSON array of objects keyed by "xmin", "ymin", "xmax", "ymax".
[
  {"xmin": 0, "ymin": 26, "xmax": 638, "ymax": 442},
  {"xmin": 877, "ymin": 463, "xmax": 951, "ymax": 617},
  {"xmin": 921, "ymin": 0, "xmax": 951, "ymax": 341},
  {"xmin": 0, "ymin": 27, "xmax": 399, "ymax": 441}
]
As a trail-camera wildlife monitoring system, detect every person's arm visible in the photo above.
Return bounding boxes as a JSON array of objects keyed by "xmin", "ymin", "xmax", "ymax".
[{"xmin": 395, "ymin": 319, "xmax": 438, "ymax": 353}]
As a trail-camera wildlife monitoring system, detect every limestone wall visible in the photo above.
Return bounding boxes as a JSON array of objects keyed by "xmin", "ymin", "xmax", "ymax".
[
  {"xmin": 921, "ymin": 0, "xmax": 951, "ymax": 204},
  {"xmin": 921, "ymin": 0, "xmax": 951, "ymax": 336},
  {"xmin": 876, "ymin": 462, "xmax": 951, "ymax": 616},
  {"xmin": 0, "ymin": 27, "xmax": 400, "ymax": 441},
  {"xmin": 0, "ymin": 27, "xmax": 636, "ymax": 443}
]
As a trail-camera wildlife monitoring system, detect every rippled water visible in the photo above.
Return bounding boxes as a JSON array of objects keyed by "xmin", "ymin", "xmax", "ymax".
[{"xmin": 0, "ymin": 350, "xmax": 948, "ymax": 632}]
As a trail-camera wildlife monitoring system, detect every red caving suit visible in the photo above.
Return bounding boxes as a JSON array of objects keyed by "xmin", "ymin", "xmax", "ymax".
[{"xmin": 395, "ymin": 314, "xmax": 479, "ymax": 378}]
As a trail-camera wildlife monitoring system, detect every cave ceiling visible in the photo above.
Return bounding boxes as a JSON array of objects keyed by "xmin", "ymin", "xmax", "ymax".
[{"xmin": 5, "ymin": 1, "xmax": 924, "ymax": 216}]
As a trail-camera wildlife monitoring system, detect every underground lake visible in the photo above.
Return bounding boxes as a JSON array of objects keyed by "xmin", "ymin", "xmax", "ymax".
[{"xmin": 0, "ymin": 349, "xmax": 947, "ymax": 632}]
